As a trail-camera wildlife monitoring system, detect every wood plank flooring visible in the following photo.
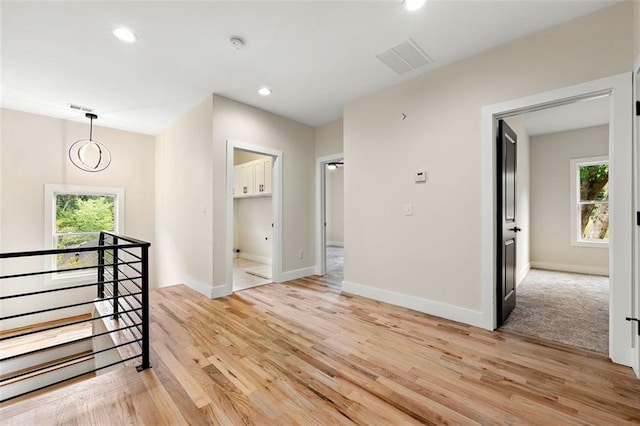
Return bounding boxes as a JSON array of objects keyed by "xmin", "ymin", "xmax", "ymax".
[
  {"xmin": 0, "ymin": 314, "xmax": 92, "ymax": 360},
  {"xmin": 1, "ymin": 275, "xmax": 639, "ymax": 424}
]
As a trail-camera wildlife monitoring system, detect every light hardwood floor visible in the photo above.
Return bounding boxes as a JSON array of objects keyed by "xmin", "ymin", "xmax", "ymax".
[{"xmin": 1, "ymin": 275, "xmax": 639, "ymax": 424}]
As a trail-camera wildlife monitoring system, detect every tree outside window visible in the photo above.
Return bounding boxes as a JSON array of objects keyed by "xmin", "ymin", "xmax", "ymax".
[
  {"xmin": 579, "ymin": 162, "xmax": 609, "ymax": 241},
  {"xmin": 570, "ymin": 157, "xmax": 608, "ymax": 247},
  {"xmin": 55, "ymin": 194, "xmax": 115, "ymax": 270}
]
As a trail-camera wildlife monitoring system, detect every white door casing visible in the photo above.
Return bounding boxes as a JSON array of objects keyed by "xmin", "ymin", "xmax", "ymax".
[
  {"xmin": 315, "ymin": 153, "xmax": 343, "ymax": 276},
  {"xmin": 481, "ymin": 73, "xmax": 633, "ymax": 367},
  {"xmin": 226, "ymin": 139, "xmax": 283, "ymax": 291}
]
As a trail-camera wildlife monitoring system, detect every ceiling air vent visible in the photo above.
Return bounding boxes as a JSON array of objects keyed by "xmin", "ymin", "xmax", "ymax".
[
  {"xmin": 68, "ymin": 103, "xmax": 94, "ymax": 113},
  {"xmin": 376, "ymin": 38, "xmax": 433, "ymax": 75}
]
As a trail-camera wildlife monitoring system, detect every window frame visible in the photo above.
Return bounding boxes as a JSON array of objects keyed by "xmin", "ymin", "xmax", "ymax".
[
  {"xmin": 43, "ymin": 184, "xmax": 125, "ymax": 285},
  {"xmin": 569, "ymin": 156, "xmax": 609, "ymax": 248}
]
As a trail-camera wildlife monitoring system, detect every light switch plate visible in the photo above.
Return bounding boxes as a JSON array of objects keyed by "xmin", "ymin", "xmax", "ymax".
[{"xmin": 404, "ymin": 204, "xmax": 413, "ymax": 216}]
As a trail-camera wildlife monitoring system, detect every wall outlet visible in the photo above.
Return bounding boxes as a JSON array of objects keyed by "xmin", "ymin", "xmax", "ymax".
[
  {"xmin": 298, "ymin": 249, "xmax": 304, "ymax": 259},
  {"xmin": 415, "ymin": 170, "xmax": 427, "ymax": 183}
]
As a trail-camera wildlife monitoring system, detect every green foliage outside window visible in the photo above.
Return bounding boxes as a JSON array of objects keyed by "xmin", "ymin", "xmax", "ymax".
[
  {"xmin": 579, "ymin": 163, "xmax": 609, "ymax": 241},
  {"xmin": 55, "ymin": 194, "xmax": 115, "ymax": 270}
]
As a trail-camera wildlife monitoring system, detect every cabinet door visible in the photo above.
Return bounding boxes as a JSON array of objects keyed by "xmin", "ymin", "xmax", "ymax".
[
  {"xmin": 254, "ymin": 160, "xmax": 265, "ymax": 194},
  {"xmin": 242, "ymin": 163, "xmax": 253, "ymax": 196},
  {"xmin": 253, "ymin": 158, "xmax": 272, "ymax": 195},
  {"xmin": 263, "ymin": 158, "xmax": 272, "ymax": 195},
  {"xmin": 234, "ymin": 163, "xmax": 254, "ymax": 198}
]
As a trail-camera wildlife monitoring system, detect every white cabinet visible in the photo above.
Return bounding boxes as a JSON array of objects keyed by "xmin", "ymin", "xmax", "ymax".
[
  {"xmin": 233, "ymin": 157, "xmax": 272, "ymax": 198},
  {"xmin": 253, "ymin": 157, "xmax": 272, "ymax": 195}
]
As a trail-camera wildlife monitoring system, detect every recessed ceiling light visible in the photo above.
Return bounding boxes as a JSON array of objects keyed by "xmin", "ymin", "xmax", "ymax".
[
  {"xmin": 258, "ymin": 87, "xmax": 272, "ymax": 96},
  {"xmin": 404, "ymin": 0, "xmax": 426, "ymax": 11},
  {"xmin": 112, "ymin": 27, "xmax": 137, "ymax": 43}
]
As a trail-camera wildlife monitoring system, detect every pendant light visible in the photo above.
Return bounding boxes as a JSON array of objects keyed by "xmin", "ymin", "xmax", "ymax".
[{"xmin": 69, "ymin": 113, "xmax": 111, "ymax": 172}]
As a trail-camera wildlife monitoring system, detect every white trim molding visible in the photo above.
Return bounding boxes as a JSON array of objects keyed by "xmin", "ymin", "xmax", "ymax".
[
  {"xmin": 43, "ymin": 184, "xmax": 125, "ymax": 286},
  {"xmin": 279, "ymin": 267, "xmax": 316, "ymax": 282},
  {"xmin": 516, "ymin": 263, "xmax": 531, "ymax": 287},
  {"xmin": 315, "ymin": 152, "xmax": 344, "ymax": 276},
  {"xmin": 481, "ymin": 72, "xmax": 633, "ymax": 367},
  {"xmin": 530, "ymin": 261, "xmax": 608, "ymax": 277},
  {"xmin": 342, "ymin": 281, "xmax": 484, "ymax": 327},
  {"xmin": 569, "ymin": 156, "xmax": 609, "ymax": 248},
  {"xmin": 238, "ymin": 253, "xmax": 272, "ymax": 265}
]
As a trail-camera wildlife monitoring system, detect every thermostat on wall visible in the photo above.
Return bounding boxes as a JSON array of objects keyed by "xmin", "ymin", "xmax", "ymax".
[{"xmin": 415, "ymin": 170, "xmax": 427, "ymax": 183}]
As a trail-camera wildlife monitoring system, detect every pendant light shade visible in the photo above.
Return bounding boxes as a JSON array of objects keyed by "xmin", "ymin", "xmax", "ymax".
[{"xmin": 69, "ymin": 113, "xmax": 111, "ymax": 172}]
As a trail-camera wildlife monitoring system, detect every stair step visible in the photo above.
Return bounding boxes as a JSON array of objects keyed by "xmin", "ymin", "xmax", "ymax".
[
  {"xmin": 0, "ymin": 351, "xmax": 94, "ymax": 386},
  {"xmin": 0, "ymin": 314, "xmax": 93, "ymax": 360}
]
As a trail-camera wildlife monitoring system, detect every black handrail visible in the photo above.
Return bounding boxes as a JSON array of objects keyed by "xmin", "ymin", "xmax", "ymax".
[{"xmin": 0, "ymin": 231, "xmax": 151, "ymax": 403}]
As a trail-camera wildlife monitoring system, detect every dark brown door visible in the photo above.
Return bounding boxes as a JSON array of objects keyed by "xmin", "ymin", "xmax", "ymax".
[{"xmin": 497, "ymin": 120, "xmax": 520, "ymax": 326}]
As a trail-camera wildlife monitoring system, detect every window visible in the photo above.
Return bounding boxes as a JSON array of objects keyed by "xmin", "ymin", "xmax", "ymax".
[
  {"xmin": 44, "ymin": 185, "xmax": 124, "ymax": 282},
  {"xmin": 569, "ymin": 157, "xmax": 608, "ymax": 247}
]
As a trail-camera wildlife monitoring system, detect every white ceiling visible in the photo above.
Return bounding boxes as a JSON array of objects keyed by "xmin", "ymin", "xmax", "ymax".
[
  {"xmin": 1, "ymin": 0, "xmax": 620, "ymax": 135},
  {"xmin": 518, "ymin": 95, "xmax": 610, "ymax": 137}
]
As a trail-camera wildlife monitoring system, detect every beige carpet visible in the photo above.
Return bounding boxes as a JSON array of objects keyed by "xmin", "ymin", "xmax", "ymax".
[{"xmin": 501, "ymin": 269, "xmax": 609, "ymax": 354}]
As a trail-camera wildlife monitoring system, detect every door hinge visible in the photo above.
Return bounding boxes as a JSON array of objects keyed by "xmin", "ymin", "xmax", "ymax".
[
  {"xmin": 637, "ymin": 211, "xmax": 640, "ymax": 226},
  {"xmin": 626, "ymin": 317, "xmax": 640, "ymax": 336},
  {"xmin": 636, "ymin": 101, "xmax": 640, "ymax": 116}
]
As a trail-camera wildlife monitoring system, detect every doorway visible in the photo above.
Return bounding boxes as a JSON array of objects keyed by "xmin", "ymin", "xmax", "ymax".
[
  {"xmin": 315, "ymin": 153, "xmax": 344, "ymax": 285},
  {"xmin": 496, "ymin": 97, "xmax": 611, "ymax": 355},
  {"xmin": 225, "ymin": 140, "xmax": 284, "ymax": 293},
  {"xmin": 232, "ymin": 148, "xmax": 274, "ymax": 291},
  {"xmin": 481, "ymin": 73, "xmax": 633, "ymax": 366}
]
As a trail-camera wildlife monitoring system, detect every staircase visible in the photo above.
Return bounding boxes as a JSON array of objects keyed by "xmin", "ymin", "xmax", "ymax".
[
  {"xmin": 0, "ymin": 316, "xmax": 95, "ymax": 401},
  {"xmin": 0, "ymin": 232, "xmax": 151, "ymax": 403}
]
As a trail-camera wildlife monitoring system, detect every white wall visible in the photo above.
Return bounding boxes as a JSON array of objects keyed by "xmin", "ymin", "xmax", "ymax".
[
  {"xmin": 326, "ymin": 166, "xmax": 344, "ymax": 246},
  {"xmin": 504, "ymin": 117, "xmax": 531, "ymax": 285},
  {"xmin": 234, "ymin": 150, "xmax": 268, "ymax": 165},
  {"xmin": 342, "ymin": 3, "xmax": 632, "ymax": 325},
  {"xmin": 234, "ymin": 197, "xmax": 272, "ymax": 263},
  {"xmin": 155, "ymin": 96, "xmax": 214, "ymax": 293},
  {"xmin": 212, "ymin": 95, "xmax": 315, "ymax": 288},
  {"xmin": 1, "ymin": 108, "xmax": 155, "ymax": 329},
  {"xmin": 315, "ymin": 118, "xmax": 343, "ymax": 158},
  {"xmin": 530, "ymin": 125, "xmax": 609, "ymax": 276},
  {"xmin": 156, "ymin": 94, "xmax": 315, "ymax": 297},
  {"xmin": 634, "ymin": 0, "xmax": 640, "ymax": 60}
]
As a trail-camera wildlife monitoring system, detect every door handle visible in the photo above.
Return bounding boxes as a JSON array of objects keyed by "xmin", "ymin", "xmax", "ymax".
[{"xmin": 509, "ymin": 227, "xmax": 522, "ymax": 232}]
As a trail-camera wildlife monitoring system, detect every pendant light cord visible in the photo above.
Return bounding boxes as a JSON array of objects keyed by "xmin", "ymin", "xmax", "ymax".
[{"xmin": 86, "ymin": 112, "xmax": 97, "ymax": 141}]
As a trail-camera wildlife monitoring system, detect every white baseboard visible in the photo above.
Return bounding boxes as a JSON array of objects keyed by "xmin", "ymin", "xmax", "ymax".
[
  {"xmin": 327, "ymin": 241, "xmax": 344, "ymax": 247},
  {"xmin": 530, "ymin": 261, "xmax": 609, "ymax": 277},
  {"xmin": 186, "ymin": 278, "xmax": 232, "ymax": 299},
  {"xmin": 278, "ymin": 266, "xmax": 316, "ymax": 282},
  {"xmin": 186, "ymin": 279, "xmax": 214, "ymax": 298},
  {"xmin": 342, "ymin": 281, "xmax": 484, "ymax": 328},
  {"xmin": 211, "ymin": 284, "xmax": 232, "ymax": 299},
  {"xmin": 516, "ymin": 263, "xmax": 530, "ymax": 287},
  {"xmin": 239, "ymin": 253, "xmax": 272, "ymax": 265}
]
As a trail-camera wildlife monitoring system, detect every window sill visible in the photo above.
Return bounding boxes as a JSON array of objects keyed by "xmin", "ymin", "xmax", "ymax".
[
  {"xmin": 571, "ymin": 240, "xmax": 609, "ymax": 249},
  {"xmin": 44, "ymin": 271, "xmax": 98, "ymax": 287}
]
